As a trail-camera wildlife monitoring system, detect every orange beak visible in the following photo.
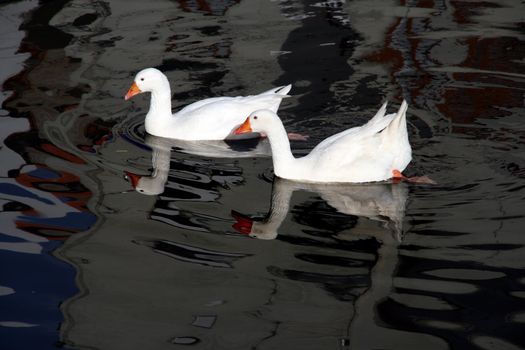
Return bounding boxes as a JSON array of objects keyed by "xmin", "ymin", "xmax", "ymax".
[
  {"xmin": 231, "ymin": 210, "xmax": 253, "ymax": 235},
  {"xmin": 124, "ymin": 81, "xmax": 142, "ymax": 100},
  {"xmin": 234, "ymin": 117, "xmax": 252, "ymax": 135},
  {"xmin": 124, "ymin": 171, "xmax": 141, "ymax": 188}
]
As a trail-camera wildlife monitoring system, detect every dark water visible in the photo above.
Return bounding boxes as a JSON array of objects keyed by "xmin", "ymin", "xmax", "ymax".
[{"xmin": 1, "ymin": 0, "xmax": 525, "ymax": 349}]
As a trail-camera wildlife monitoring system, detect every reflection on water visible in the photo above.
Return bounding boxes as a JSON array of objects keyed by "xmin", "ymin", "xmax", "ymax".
[
  {"xmin": 134, "ymin": 239, "xmax": 251, "ymax": 268},
  {"xmin": 124, "ymin": 133, "xmax": 271, "ymax": 195},
  {"xmin": 232, "ymin": 178, "xmax": 408, "ymax": 241},
  {"xmin": 124, "ymin": 133, "xmax": 272, "ymax": 232},
  {"xmin": 1, "ymin": 0, "xmax": 525, "ymax": 349}
]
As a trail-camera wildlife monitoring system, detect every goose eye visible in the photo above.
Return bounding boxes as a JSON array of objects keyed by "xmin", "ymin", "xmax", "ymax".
[
  {"xmin": 140, "ymin": 77, "xmax": 144, "ymax": 81},
  {"xmin": 253, "ymin": 116, "xmax": 258, "ymax": 120}
]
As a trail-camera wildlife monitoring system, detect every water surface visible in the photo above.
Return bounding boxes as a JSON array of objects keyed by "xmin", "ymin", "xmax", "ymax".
[{"xmin": 1, "ymin": 0, "xmax": 525, "ymax": 349}]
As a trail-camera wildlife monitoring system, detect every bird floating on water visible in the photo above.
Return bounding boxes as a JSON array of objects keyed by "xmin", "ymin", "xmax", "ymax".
[
  {"xmin": 124, "ymin": 68, "xmax": 291, "ymax": 140},
  {"xmin": 234, "ymin": 101, "xmax": 424, "ymax": 183}
]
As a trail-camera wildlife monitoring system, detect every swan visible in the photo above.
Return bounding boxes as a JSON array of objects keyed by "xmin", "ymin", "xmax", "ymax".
[
  {"xmin": 124, "ymin": 68, "xmax": 291, "ymax": 140},
  {"xmin": 234, "ymin": 101, "xmax": 412, "ymax": 183}
]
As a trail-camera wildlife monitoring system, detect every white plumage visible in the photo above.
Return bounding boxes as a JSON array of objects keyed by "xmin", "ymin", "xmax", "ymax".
[
  {"xmin": 125, "ymin": 68, "xmax": 291, "ymax": 140},
  {"xmin": 234, "ymin": 101, "xmax": 412, "ymax": 183}
]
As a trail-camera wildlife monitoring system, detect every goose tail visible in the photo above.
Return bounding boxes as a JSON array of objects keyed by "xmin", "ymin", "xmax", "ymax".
[
  {"xmin": 386, "ymin": 100, "xmax": 408, "ymax": 135},
  {"xmin": 395, "ymin": 100, "xmax": 408, "ymax": 128},
  {"xmin": 262, "ymin": 84, "xmax": 292, "ymax": 97},
  {"xmin": 369, "ymin": 101, "xmax": 388, "ymax": 124}
]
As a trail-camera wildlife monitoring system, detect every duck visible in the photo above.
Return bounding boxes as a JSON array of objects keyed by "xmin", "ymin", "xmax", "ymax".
[
  {"xmin": 124, "ymin": 68, "xmax": 291, "ymax": 140},
  {"xmin": 234, "ymin": 101, "xmax": 412, "ymax": 183}
]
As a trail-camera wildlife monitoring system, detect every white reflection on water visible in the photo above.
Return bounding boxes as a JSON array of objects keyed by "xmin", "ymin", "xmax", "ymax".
[
  {"xmin": 232, "ymin": 178, "xmax": 408, "ymax": 241},
  {"xmin": 125, "ymin": 133, "xmax": 271, "ymax": 195}
]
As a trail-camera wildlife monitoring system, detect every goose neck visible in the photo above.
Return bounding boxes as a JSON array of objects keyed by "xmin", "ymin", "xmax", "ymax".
[
  {"xmin": 266, "ymin": 123, "xmax": 296, "ymax": 177},
  {"xmin": 149, "ymin": 89, "xmax": 172, "ymax": 117}
]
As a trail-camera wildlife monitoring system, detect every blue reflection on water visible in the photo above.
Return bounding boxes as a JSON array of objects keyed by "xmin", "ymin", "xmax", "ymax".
[
  {"xmin": 0, "ymin": 184, "xmax": 54, "ymax": 205},
  {"xmin": 19, "ymin": 212, "xmax": 96, "ymax": 232},
  {"xmin": 0, "ymin": 242, "xmax": 77, "ymax": 350}
]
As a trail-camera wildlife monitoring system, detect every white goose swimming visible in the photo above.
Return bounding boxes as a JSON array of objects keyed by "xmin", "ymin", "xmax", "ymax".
[
  {"xmin": 124, "ymin": 68, "xmax": 291, "ymax": 140},
  {"xmin": 234, "ymin": 101, "xmax": 412, "ymax": 183}
]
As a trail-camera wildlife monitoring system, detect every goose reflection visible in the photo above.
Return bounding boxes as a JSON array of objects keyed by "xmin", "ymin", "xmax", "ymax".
[
  {"xmin": 124, "ymin": 134, "xmax": 276, "ymax": 232},
  {"xmin": 124, "ymin": 135, "xmax": 172, "ymax": 195},
  {"xmin": 125, "ymin": 133, "xmax": 271, "ymax": 195},
  {"xmin": 232, "ymin": 178, "xmax": 409, "ymax": 241}
]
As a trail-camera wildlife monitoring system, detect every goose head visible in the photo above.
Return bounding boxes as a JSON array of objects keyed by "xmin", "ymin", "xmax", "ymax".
[
  {"xmin": 231, "ymin": 210, "xmax": 278, "ymax": 240},
  {"xmin": 234, "ymin": 109, "xmax": 281, "ymax": 135},
  {"xmin": 124, "ymin": 68, "xmax": 170, "ymax": 100},
  {"xmin": 124, "ymin": 171, "xmax": 166, "ymax": 195}
]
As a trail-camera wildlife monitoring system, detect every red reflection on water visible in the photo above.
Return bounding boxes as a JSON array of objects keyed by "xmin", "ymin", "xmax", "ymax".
[
  {"xmin": 360, "ymin": 0, "xmax": 524, "ymax": 127},
  {"xmin": 12, "ymin": 165, "xmax": 96, "ymax": 241}
]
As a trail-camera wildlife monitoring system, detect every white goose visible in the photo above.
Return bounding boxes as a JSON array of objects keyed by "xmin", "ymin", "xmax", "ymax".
[
  {"xmin": 234, "ymin": 101, "xmax": 412, "ymax": 183},
  {"xmin": 124, "ymin": 68, "xmax": 291, "ymax": 140}
]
